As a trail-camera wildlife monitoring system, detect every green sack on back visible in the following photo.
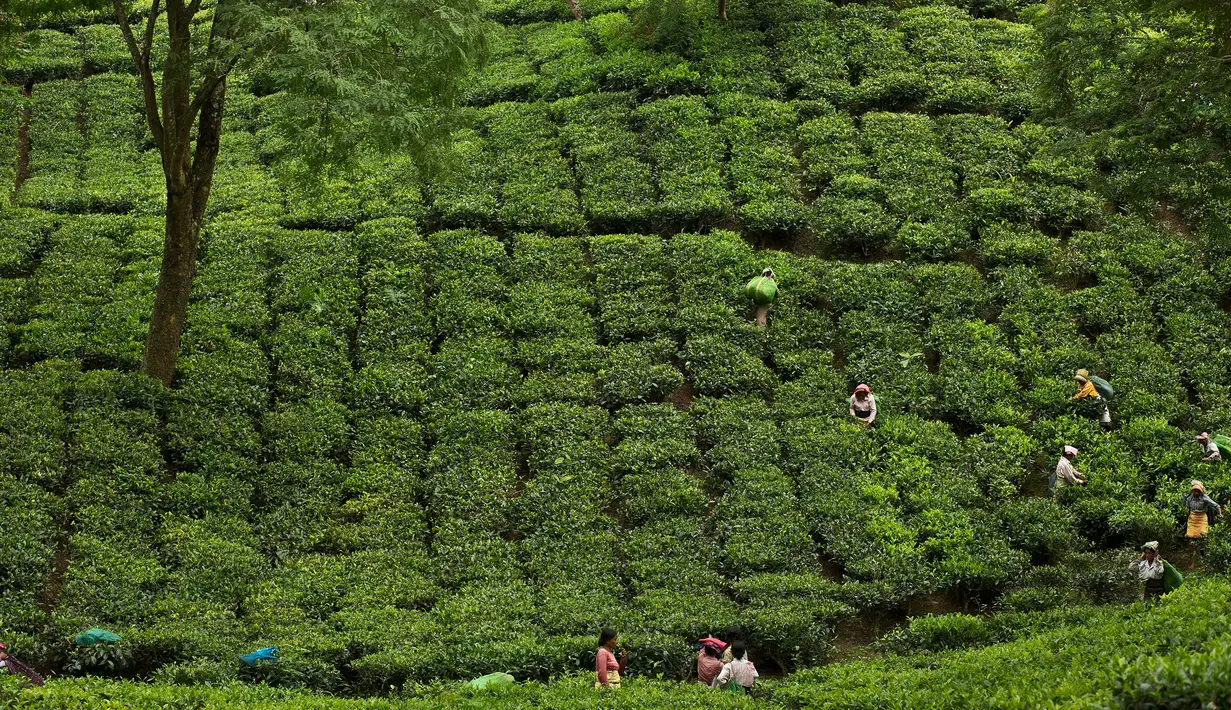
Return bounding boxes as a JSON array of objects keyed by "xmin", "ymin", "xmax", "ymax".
[
  {"xmin": 1088, "ymin": 374, "xmax": 1114, "ymax": 400},
  {"xmin": 468, "ymin": 672, "xmax": 514, "ymax": 690},
  {"xmin": 1162, "ymin": 561, "xmax": 1184, "ymax": 593},
  {"xmin": 1212, "ymin": 434, "xmax": 1231, "ymax": 457},
  {"xmin": 74, "ymin": 628, "xmax": 123, "ymax": 645},
  {"xmin": 745, "ymin": 276, "xmax": 778, "ymax": 306}
]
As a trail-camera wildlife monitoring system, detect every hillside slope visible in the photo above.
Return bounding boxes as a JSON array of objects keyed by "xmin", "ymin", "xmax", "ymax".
[{"xmin": 2, "ymin": 0, "xmax": 1231, "ymax": 693}]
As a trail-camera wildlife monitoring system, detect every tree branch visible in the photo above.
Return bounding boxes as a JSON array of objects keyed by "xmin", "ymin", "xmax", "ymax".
[
  {"xmin": 142, "ymin": 0, "xmax": 161, "ymax": 59},
  {"xmin": 112, "ymin": 0, "xmax": 165, "ymax": 149},
  {"xmin": 187, "ymin": 64, "xmax": 235, "ymax": 122},
  {"xmin": 111, "ymin": 0, "xmax": 142, "ymax": 65}
]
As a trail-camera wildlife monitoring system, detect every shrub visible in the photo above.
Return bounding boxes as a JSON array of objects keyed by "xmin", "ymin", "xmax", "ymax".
[
  {"xmin": 879, "ymin": 613, "xmax": 990, "ymax": 655},
  {"xmin": 815, "ymin": 196, "xmax": 898, "ymax": 254},
  {"xmin": 995, "ymin": 498, "xmax": 1079, "ymax": 559},
  {"xmin": 4, "ymin": 29, "xmax": 81, "ymax": 83},
  {"xmin": 681, "ymin": 335, "xmax": 777, "ymax": 397},
  {"xmin": 636, "ymin": 97, "xmax": 731, "ymax": 225},
  {"xmin": 598, "ymin": 340, "xmax": 683, "ymax": 407},
  {"xmin": 485, "ymin": 103, "xmax": 586, "ymax": 233},
  {"xmin": 555, "ymin": 94, "xmax": 657, "ymax": 230}
]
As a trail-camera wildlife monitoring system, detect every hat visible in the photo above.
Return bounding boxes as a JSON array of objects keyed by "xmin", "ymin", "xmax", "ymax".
[
  {"xmin": 1196, "ymin": 432, "xmax": 1210, "ymax": 441},
  {"xmin": 761, "ymin": 267, "xmax": 775, "ymax": 278},
  {"xmin": 1191, "ymin": 480, "xmax": 1206, "ymax": 494},
  {"xmin": 698, "ymin": 636, "xmax": 727, "ymax": 651},
  {"xmin": 1075, "ymin": 368, "xmax": 1089, "ymax": 378},
  {"xmin": 1063, "ymin": 446, "xmax": 1078, "ymax": 456},
  {"xmin": 0, "ymin": 643, "xmax": 6, "ymax": 651},
  {"xmin": 854, "ymin": 384, "xmax": 871, "ymax": 394},
  {"xmin": 1142, "ymin": 541, "xmax": 1159, "ymax": 551}
]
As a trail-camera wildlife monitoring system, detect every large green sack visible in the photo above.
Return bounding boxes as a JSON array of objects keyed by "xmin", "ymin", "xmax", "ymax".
[
  {"xmin": 1212, "ymin": 434, "xmax": 1231, "ymax": 456},
  {"xmin": 468, "ymin": 672, "xmax": 515, "ymax": 690},
  {"xmin": 745, "ymin": 276, "xmax": 778, "ymax": 306},
  {"xmin": 1088, "ymin": 374, "xmax": 1114, "ymax": 400},
  {"xmin": 1162, "ymin": 561, "xmax": 1184, "ymax": 593},
  {"xmin": 74, "ymin": 628, "xmax": 122, "ymax": 645}
]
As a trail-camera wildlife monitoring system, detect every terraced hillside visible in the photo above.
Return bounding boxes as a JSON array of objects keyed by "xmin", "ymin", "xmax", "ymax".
[{"xmin": 3, "ymin": 0, "xmax": 1231, "ymax": 695}]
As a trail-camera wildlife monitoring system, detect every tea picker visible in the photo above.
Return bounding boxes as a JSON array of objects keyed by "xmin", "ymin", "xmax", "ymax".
[
  {"xmin": 0, "ymin": 643, "xmax": 43, "ymax": 687},
  {"xmin": 1073, "ymin": 369, "xmax": 1113, "ymax": 426},
  {"xmin": 745, "ymin": 268, "xmax": 778, "ymax": 328},
  {"xmin": 1195, "ymin": 432, "xmax": 1226, "ymax": 462},
  {"xmin": 1050, "ymin": 445, "xmax": 1087, "ymax": 495},
  {"xmin": 1128, "ymin": 541, "xmax": 1179, "ymax": 602},
  {"xmin": 1182, "ymin": 480, "xmax": 1222, "ymax": 539},
  {"xmin": 849, "ymin": 384, "xmax": 877, "ymax": 427}
]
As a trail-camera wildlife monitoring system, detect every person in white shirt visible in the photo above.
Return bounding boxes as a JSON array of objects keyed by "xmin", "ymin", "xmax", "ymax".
[
  {"xmin": 1050, "ymin": 446, "xmax": 1087, "ymax": 495},
  {"xmin": 712, "ymin": 640, "xmax": 758, "ymax": 693},
  {"xmin": 1128, "ymin": 541, "xmax": 1166, "ymax": 602},
  {"xmin": 1195, "ymin": 432, "xmax": 1222, "ymax": 462},
  {"xmin": 849, "ymin": 384, "xmax": 877, "ymax": 427}
]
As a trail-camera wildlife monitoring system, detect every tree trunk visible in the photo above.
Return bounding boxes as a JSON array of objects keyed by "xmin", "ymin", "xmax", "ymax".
[
  {"xmin": 566, "ymin": 0, "xmax": 582, "ymax": 20},
  {"xmin": 141, "ymin": 187, "xmax": 199, "ymax": 386},
  {"xmin": 717, "ymin": 0, "xmax": 727, "ymax": 21},
  {"xmin": 139, "ymin": 1, "xmax": 228, "ymax": 386}
]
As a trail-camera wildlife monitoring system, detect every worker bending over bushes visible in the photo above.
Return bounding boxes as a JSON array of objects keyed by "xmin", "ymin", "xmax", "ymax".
[
  {"xmin": 849, "ymin": 384, "xmax": 877, "ymax": 427},
  {"xmin": 1073, "ymin": 368, "xmax": 1113, "ymax": 426},
  {"xmin": 1050, "ymin": 446, "xmax": 1087, "ymax": 495},
  {"xmin": 0, "ymin": 643, "xmax": 42, "ymax": 687},
  {"xmin": 1195, "ymin": 432, "xmax": 1224, "ymax": 462}
]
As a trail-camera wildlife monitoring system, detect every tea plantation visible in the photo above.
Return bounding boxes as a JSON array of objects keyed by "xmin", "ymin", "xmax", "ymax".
[{"xmin": 2, "ymin": 0, "xmax": 1231, "ymax": 705}]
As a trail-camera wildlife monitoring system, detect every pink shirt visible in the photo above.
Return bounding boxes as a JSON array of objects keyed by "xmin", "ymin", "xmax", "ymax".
[
  {"xmin": 697, "ymin": 652, "xmax": 724, "ymax": 685},
  {"xmin": 596, "ymin": 648, "xmax": 622, "ymax": 685}
]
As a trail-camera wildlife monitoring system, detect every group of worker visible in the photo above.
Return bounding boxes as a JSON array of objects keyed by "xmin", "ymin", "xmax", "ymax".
[{"xmin": 596, "ymin": 627, "xmax": 758, "ymax": 693}]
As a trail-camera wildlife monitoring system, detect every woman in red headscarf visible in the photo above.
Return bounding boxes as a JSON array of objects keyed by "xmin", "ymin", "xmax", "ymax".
[
  {"xmin": 696, "ymin": 637, "xmax": 726, "ymax": 686},
  {"xmin": 849, "ymin": 384, "xmax": 877, "ymax": 427}
]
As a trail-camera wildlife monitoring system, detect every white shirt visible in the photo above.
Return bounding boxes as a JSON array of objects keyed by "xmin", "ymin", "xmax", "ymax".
[
  {"xmin": 1204, "ymin": 441, "xmax": 1222, "ymax": 460},
  {"xmin": 1054, "ymin": 457, "xmax": 1082, "ymax": 488},
  {"xmin": 850, "ymin": 394, "xmax": 877, "ymax": 421},
  {"xmin": 1130, "ymin": 557, "xmax": 1164, "ymax": 582},
  {"xmin": 713, "ymin": 658, "xmax": 758, "ymax": 689}
]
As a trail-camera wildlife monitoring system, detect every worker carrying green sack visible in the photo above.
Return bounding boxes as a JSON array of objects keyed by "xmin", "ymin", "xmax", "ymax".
[
  {"xmin": 468, "ymin": 672, "xmax": 515, "ymax": 690},
  {"xmin": 1073, "ymin": 368, "xmax": 1113, "ymax": 426},
  {"xmin": 745, "ymin": 268, "xmax": 778, "ymax": 328},
  {"xmin": 1129, "ymin": 541, "xmax": 1174, "ymax": 602},
  {"xmin": 1195, "ymin": 432, "xmax": 1227, "ymax": 462}
]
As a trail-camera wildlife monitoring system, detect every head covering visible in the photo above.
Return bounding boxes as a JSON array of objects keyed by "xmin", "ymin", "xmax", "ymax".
[
  {"xmin": 1063, "ymin": 445, "xmax": 1078, "ymax": 456},
  {"xmin": 761, "ymin": 267, "xmax": 775, "ymax": 279},
  {"xmin": 1197, "ymin": 432, "xmax": 1210, "ymax": 442},
  {"xmin": 1191, "ymin": 480, "xmax": 1206, "ymax": 494},
  {"xmin": 0, "ymin": 643, "xmax": 6, "ymax": 651},
  {"xmin": 854, "ymin": 384, "xmax": 871, "ymax": 395},
  {"xmin": 1142, "ymin": 541, "xmax": 1159, "ymax": 551},
  {"xmin": 698, "ymin": 636, "xmax": 728, "ymax": 651},
  {"xmin": 1075, "ymin": 368, "xmax": 1089, "ymax": 378}
]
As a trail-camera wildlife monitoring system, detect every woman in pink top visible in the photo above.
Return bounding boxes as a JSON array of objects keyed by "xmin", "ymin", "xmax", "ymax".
[
  {"xmin": 594, "ymin": 628, "xmax": 626, "ymax": 689},
  {"xmin": 696, "ymin": 638, "xmax": 726, "ymax": 686}
]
